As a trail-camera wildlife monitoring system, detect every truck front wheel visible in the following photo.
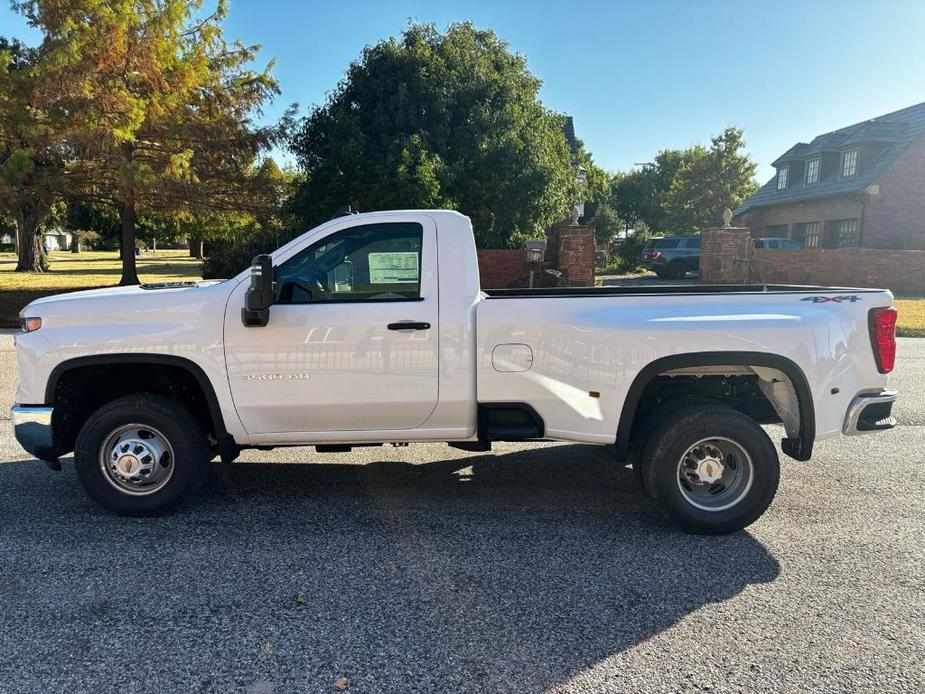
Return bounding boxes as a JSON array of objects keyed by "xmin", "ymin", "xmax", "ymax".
[
  {"xmin": 74, "ymin": 394, "xmax": 211, "ymax": 515},
  {"xmin": 638, "ymin": 406, "xmax": 780, "ymax": 534}
]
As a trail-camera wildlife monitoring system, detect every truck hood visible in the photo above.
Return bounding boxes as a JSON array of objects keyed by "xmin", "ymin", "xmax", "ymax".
[
  {"xmin": 24, "ymin": 280, "xmax": 227, "ymax": 310},
  {"xmin": 20, "ymin": 277, "xmax": 239, "ymax": 348}
]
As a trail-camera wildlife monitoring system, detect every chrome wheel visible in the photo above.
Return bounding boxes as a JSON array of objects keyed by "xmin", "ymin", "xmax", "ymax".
[
  {"xmin": 99, "ymin": 424, "xmax": 174, "ymax": 496},
  {"xmin": 676, "ymin": 436, "xmax": 753, "ymax": 512}
]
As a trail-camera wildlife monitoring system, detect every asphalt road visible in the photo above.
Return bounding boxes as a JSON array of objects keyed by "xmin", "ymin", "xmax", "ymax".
[{"xmin": 0, "ymin": 333, "xmax": 922, "ymax": 693}]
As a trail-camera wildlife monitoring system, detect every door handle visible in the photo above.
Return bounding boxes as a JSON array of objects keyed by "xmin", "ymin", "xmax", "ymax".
[{"xmin": 387, "ymin": 321, "xmax": 431, "ymax": 331}]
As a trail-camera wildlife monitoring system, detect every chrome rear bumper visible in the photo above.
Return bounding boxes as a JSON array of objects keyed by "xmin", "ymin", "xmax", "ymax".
[
  {"xmin": 11, "ymin": 405, "xmax": 60, "ymax": 469},
  {"xmin": 843, "ymin": 390, "xmax": 898, "ymax": 436}
]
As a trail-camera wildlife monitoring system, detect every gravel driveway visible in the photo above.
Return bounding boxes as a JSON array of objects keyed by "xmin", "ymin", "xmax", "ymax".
[{"xmin": 0, "ymin": 334, "xmax": 922, "ymax": 693}]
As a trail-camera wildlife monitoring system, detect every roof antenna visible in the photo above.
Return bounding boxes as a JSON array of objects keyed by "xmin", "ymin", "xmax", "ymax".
[{"xmin": 332, "ymin": 204, "xmax": 358, "ymax": 219}]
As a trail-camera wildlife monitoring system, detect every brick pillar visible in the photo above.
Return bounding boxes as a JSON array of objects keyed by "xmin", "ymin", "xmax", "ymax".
[
  {"xmin": 543, "ymin": 222, "xmax": 596, "ymax": 287},
  {"xmin": 699, "ymin": 227, "xmax": 752, "ymax": 284}
]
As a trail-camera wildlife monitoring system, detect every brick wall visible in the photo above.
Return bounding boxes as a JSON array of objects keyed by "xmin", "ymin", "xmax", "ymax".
[
  {"xmin": 476, "ymin": 249, "xmax": 525, "ymax": 289},
  {"xmin": 477, "ymin": 224, "xmax": 596, "ymax": 289},
  {"xmin": 737, "ymin": 196, "xmax": 864, "ymax": 240},
  {"xmin": 699, "ymin": 227, "xmax": 752, "ymax": 283},
  {"xmin": 864, "ymin": 133, "xmax": 925, "ymax": 249},
  {"xmin": 752, "ymin": 247, "xmax": 925, "ymax": 293}
]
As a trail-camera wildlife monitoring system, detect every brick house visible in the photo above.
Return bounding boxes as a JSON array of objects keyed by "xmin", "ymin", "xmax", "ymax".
[{"xmin": 735, "ymin": 101, "xmax": 925, "ymax": 250}]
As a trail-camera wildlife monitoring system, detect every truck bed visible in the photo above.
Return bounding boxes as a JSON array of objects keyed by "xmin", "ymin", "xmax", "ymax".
[{"xmin": 476, "ymin": 283, "xmax": 892, "ymax": 445}]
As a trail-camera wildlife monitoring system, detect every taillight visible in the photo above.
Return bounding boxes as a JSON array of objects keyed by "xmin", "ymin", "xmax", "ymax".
[
  {"xmin": 868, "ymin": 307, "xmax": 898, "ymax": 374},
  {"xmin": 651, "ymin": 250, "xmax": 663, "ymax": 260}
]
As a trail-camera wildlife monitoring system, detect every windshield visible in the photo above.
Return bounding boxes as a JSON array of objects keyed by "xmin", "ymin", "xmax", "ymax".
[{"xmin": 649, "ymin": 238, "xmax": 681, "ymax": 249}]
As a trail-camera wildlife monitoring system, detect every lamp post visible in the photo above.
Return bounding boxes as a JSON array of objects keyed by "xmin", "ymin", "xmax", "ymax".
[{"xmin": 570, "ymin": 165, "xmax": 589, "ymax": 225}]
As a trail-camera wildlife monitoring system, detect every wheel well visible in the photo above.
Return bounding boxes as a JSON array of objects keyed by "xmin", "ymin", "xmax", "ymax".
[
  {"xmin": 49, "ymin": 360, "xmax": 221, "ymax": 456},
  {"xmin": 628, "ymin": 371, "xmax": 779, "ymax": 449},
  {"xmin": 616, "ymin": 353, "xmax": 815, "ymax": 462}
]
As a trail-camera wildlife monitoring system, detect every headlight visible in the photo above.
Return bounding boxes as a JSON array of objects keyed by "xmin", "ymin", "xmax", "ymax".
[{"xmin": 20, "ymin": 316, "xmax": 42, "ymax": 332}]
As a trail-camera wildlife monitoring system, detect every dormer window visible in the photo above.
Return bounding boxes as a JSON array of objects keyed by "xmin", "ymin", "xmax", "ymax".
[
  {"xmin": 806, "ymin": 158, "xmax": 820, "ymax": 184},
  {"xmin": 777, "ymin": 166, "xmax": 789, "ymax": 190},
  {"xmin": 842, "ymin": 149, "xmax": 858, "ymax": 177}
]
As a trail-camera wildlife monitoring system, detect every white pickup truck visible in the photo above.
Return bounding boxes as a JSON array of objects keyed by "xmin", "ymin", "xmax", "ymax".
[{"xmin": 12, "ymin": 210, "xmax": 899, "ymax": 533}]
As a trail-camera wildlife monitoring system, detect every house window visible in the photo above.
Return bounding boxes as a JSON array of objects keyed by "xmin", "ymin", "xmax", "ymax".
[
  {"xmin": 777, "ymin": 166, "xmax": 789, "ymax": 190},
  {"xmin": 841, "ymin": 149, "xmax": 858, "ymax": 177},
  {"xmin": 765, "ymin": 224, "xmax": 789, "ymax": 238},
  {"xmin": 836, "ymin": 219, "xmax": 859, "ymax": 247},
  {"xmin": 797, "ymin": 221, "xmax": 822, "ymax": 248},
  {"xmin": 806, "ymin": 158, "xmax": 820, "ymax": 184}
]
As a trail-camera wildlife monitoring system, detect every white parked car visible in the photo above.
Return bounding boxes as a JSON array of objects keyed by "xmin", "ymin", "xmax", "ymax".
[{"xmin": 12, "ymin": 210, "xmax": 899, "ymax": 533}]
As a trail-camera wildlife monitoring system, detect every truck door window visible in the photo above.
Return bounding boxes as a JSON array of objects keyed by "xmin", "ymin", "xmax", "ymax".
[{"xmin": 276, "ymin": 222, "xmax": 424, "ymax": 303}]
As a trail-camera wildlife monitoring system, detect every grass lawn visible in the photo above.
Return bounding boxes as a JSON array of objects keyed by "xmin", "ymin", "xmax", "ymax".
[
  {"xmin": 0, "ymin": 250, "xmax": 201, "ymax": 327},
  {"xmin": 895, "ymin": 297, "xmax": 925, "ymax": 337}
]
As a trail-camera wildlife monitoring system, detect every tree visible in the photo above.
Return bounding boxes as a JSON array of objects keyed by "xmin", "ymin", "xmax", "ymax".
[
  {"xmin": 200, "ymin": 160, "xmax": 300, "ymax": 279},
  {"xmin": 661, "ymin": 127, "xmax": 758, "ymax": 232},
  {"xmin": 611, "ymin": 149, "xmax": 685, "ymax": 233},
  {"xmin": 615, "ymin": 220, "xmax": 651, "ymax": 272},
  {"xmin": 585, "ymin": 202, "xmax": 623, "ymax": 250},
  {"xmin": 571, "ymin": 143, "xmax": 623, "ymax": 249},
  {"xmin": 289, "ymin": 22, "xmax": 578, "ymax": 249},
  {"xmin": 0, "ymin": 36, "xmax": 62, "ymax": 271},
  {"xmin": 13, "ymin": 0, "xmax": 282, "ymax": 284},
  {"xmin": 57, "ymin": 200, "xmax": 115, "ymax": 252}
]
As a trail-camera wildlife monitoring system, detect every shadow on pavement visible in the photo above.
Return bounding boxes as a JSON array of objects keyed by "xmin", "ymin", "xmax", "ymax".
[{"xmin": 0, "ymin": 445, "xmax": 780, "ymax": 693}]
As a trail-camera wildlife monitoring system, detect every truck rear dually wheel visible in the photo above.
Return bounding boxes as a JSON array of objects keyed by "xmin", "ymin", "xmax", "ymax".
[
  {"xmin": 74, "ymin": 394, "xmax": 211, "ymax": 515},
  {"xmin": 638, "ymin": 406, "xmax": 779, "ymax": 534}
]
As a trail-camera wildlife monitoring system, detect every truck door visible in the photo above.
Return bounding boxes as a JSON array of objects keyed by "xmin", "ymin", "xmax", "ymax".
[{"xmin": 223, "ymin": 217, "xmax": 439, "ymax": 435}]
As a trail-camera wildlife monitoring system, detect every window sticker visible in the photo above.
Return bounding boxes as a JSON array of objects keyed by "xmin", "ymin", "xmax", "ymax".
[{"xmin": 368, "ymin": 252, "xmax": 419, "ymax": 283}]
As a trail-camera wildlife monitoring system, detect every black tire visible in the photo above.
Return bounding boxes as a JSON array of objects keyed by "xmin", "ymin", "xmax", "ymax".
[
  {"xmin": 74, "ymin": 394, "xmax": 211, "ymax": 515},
  {"xmin": 638, "ymin": 406, "xmax": 779, "ymax": 534},
  {"xmin": 666, "ymin": 261, "xmax": 687, "ymax": 279}
]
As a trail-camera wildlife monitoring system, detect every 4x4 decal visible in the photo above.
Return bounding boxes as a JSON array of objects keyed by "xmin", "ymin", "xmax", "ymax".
[{"xmin": 800, "ymin": 295, "xmax": 860, "ymax": 303}]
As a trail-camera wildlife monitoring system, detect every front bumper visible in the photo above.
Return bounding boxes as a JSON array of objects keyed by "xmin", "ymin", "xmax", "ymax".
[
  {"xmin": 11, "ymin": 405, "xmax": 60, "ymax": 469},
  {"xmin": 842, "ymin": 390, "xmax": 898, "ymax": 436}
]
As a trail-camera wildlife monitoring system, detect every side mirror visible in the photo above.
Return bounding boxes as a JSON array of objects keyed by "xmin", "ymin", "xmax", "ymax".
[{"xmin": 241, "ymin": 254, "xmax": 274, "ymax": 327}]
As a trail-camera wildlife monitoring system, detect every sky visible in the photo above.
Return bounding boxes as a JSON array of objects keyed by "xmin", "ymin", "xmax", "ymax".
[{"xmin": 3, "ymin": 0, "xmax": 925, "ymax": 183}]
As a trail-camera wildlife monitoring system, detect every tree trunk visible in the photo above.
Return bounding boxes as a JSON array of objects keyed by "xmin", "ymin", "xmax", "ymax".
[
  {"xmin": 14, "ymin": 208, "xmax": 47, "ymax": 273},
  {"xmin": 189, "ymin": 233, "xmax": 203, "ymax": 259},
  {"xmin": 71, "ymin": 233, "xmax": 81, "ymax": 253},
  {"xmin": 119, "ymin": 202, "xmax": 140, "ymax": 286}
]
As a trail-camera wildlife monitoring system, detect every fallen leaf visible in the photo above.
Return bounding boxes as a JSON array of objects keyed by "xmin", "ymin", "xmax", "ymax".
[
  {"xmin": 295, "ymin": 594, "xmax": 307, "ymax": 605},
  {"xmin": 333, "ymin": 676, "xmax": 349, "ymax": 690}
]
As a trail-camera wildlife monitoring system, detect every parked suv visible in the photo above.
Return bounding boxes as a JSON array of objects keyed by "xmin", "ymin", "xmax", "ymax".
[{"xmin": 642, "ymin": 235, "xmax": 700, "ymax": 279}]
